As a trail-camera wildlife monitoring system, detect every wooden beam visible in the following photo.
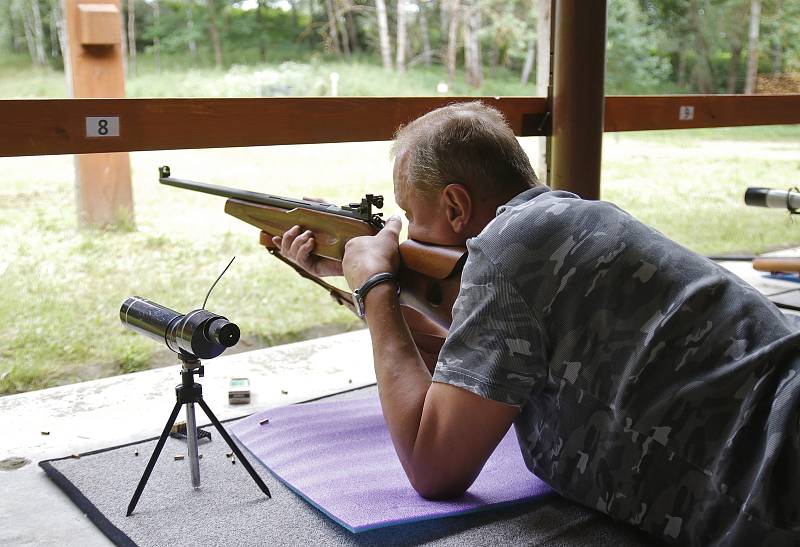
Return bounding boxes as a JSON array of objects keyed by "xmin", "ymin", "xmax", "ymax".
[
  {"xmin": 64, "ymin": 0, "xmax": 132, "ymax": 226},
  {"xmin": 0, "ymin": 95, "xmax": 798, "ymax": 158},
  {"xmin": 550, "ymin": 0, "xmax": 607, "ymax": 200},
  {"xmin": 0, "ymin": 97, "xmax": 546, "ymax": 157},
  {"xmin": 605, "ymin": 95, "xmax": 800, "ymax": 132}
]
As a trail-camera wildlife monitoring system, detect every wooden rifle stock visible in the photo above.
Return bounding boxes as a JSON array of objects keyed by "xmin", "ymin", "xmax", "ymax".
[
  {"xmin": 226, "ymin": 199, "xmax": 376, "ymax": 260},
  {"xmin": 752, "ymin": 257, "xmax": 800, "ymax": 274},
  {"xmin": 158, "ymin": 168, "xmax": 466, "ymax": 372}
]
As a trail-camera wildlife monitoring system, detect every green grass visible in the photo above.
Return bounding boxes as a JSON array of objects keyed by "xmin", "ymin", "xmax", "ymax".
[{"xmin": 601, "ymin": 129, "xmax": 800, "ymax": 254}]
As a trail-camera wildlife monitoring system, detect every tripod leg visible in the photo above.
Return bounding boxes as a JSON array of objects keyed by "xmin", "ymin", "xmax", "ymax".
[
  {"xmin": 126, "ymin": 401, "xmax": 182, "ymax": 516},
  {"xmin": 197, "ymin": 398, "xmax": 272, "ymax": 499},
  {"xmin": 185, "ymin": 402, "xmax": 201, "ymax": 488}
]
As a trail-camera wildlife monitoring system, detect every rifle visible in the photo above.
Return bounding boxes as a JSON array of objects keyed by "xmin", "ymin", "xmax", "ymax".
[{"xmin": 158, "ymin": 166, "xmax": 467, "ymax": 372}]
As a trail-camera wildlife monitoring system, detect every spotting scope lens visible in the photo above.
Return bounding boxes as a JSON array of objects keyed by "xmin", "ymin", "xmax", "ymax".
[
  {"xmin": 120, "ymin": 296, "xmax": 239, "ymax": 360},
  {"xmin": 744, "ymin": 187, "xmax": 769, "ymax": 207}
]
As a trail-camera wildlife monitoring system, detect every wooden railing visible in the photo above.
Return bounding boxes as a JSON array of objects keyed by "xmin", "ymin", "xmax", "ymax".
[{"xmin": 1, "ymin": 94, "xmax": 797, "ymax": 157}]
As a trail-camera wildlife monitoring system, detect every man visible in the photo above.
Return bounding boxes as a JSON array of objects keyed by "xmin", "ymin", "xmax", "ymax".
[{"xmin": 274, "ymin": 102, "xmax": 800, "ymax": 545}]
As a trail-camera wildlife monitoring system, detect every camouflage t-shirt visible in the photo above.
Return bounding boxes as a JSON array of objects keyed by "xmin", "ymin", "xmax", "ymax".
[{"xmin": 432, "ymin": 186, "xmax": 800, "ymax": 546}]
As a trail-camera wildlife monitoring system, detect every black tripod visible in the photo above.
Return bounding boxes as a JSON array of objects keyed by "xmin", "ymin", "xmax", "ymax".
[{"xmin": 126, "ymin": 354, "xmax": 271, "ymax": 516}]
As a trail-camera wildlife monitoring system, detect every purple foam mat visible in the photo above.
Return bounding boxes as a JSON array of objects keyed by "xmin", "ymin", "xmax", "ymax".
[{"xmin": 230, "ymin": 395, "xmax": 553, "ymax": 532}]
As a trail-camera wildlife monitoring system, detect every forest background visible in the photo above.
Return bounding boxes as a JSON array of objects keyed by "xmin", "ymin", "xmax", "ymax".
[
  {"xmin": 1, "ymin": 0, "xmax": 800, "ymax": 395},
  {"xmin": 2, "ymin": 0, "xmax": 800, "ymax": 97}
]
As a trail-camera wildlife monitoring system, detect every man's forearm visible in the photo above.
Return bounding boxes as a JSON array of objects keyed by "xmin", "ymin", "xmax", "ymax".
[{"xmin": 364, "ymin": 283, "xmax": 433, "ymax": 478}]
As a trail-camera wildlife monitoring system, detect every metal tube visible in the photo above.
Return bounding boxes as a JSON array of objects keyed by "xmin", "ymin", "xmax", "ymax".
[
  {"xmin": 745, "ymin": 187, "xmax": 800, "ymax": 211},
  {"xmin": 185, "ymin": 403, "xmax": 201, "ymax": 488},
  {"xmin": 159, "ymin": 172, "xmax": 371, "ymax": 221},
  {"xmin": 550, "ymin": 0, "xmax": 607, "ymax": 200},
  {"xmin": 119, "ymin": 297, "xmax": 182, "ymax": 351}
]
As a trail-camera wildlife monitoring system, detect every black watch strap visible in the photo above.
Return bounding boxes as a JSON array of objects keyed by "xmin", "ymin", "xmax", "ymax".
[{"xmin": 353, "ymin": 272, "xmax": 397, "ymax": 319}]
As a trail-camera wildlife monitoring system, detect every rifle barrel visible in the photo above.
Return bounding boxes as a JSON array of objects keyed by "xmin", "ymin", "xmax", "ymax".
[{"xmin": 159, "ymin": 169, "xmax": 373, "ymax": 222}]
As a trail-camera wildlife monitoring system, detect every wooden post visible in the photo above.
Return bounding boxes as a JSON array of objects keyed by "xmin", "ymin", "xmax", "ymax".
[
  {"xmin": 63, "ymin": 0, "xmax": 133, "ymax": 226},
  {"xmin": 550, "ymin": 0, "xmax": 607, "ymax": 200}
]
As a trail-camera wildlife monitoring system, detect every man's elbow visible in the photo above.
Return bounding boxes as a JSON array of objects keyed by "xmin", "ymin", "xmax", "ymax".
[{"xmin": 407, "ymin": 470, "xmax": 472, "ymax": 500}]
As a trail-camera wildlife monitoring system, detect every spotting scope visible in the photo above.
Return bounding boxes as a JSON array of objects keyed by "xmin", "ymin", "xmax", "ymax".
[
  {"xmin": 120, "ymin": 296, "xmax": 240, "ymax": 359},
  {"xmin": 744, "ymin": 187, "xmax": 800, "ymax": 212}
]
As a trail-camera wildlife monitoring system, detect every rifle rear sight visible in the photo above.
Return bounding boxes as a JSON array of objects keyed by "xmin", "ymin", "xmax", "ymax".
[{"xmin": 346, "ymin": 194, "xmax": 385, "ymax": 227}]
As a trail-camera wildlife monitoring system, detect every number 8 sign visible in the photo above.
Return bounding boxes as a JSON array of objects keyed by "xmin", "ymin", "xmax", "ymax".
[{"xmin": 85, "ymin": 116, "xmax": 120, "ymax": 138}]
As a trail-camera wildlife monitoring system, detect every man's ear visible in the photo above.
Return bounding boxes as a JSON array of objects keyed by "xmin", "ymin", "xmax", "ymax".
[{"xmin": 441, "ymin": 184, "xmax": 472, "ymax": 234}]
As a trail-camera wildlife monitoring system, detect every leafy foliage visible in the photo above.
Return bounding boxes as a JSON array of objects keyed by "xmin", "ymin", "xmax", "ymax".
[
  {"xmin": 607, "ymin": 0, "xmax": 672, "ymax": 93},
  {"xmin": 1, "ymin": 0, "xmax": 798, "ymax": 93}
]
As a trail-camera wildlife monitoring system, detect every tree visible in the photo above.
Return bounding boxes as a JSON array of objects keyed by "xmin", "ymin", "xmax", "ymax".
[
  {"xmin": 255, "ymin": 0, "xmax": 268, "ymax": 61},
  {"xmin": 418, "ymin": 0, "xmax": 432, "ymax": 66},
  {"xmin": 187, "ymin": 0, "xmax": 198, "ymax": 63},
  {"xmin": 206, "ymin": 0, "xmax": 223, "ymax": 68},
  {"xmin": 13, "ymin": 0, "xmax": 44, "ymax": 66},
  {"xmin": 771, "ymin": 0, "xmax": 783, "ymax": 76},
  {"xmin": 47, "ymin": 0, "xmax": 58, "ymax": 58},
  {"xmin": 519, "ymin": 0, "xmax": 539, "ymax": 86},
  {"xmin": 463, "ymin": 0, "xmax": 482, "ymax": 87},
  {"xmin": 446, "ymin": 0, "xmax": 460, "ymax": 83},
  {"xmin": 46, "ymin": 0, "xmax": 65, "ymax": 65},
  {"xmin": 606, "ymin": 0, "xmax": 670, "ymax": 93},
  {"xmin": 535, "ymin": 0, "xmax": 550, "ymax": 93},
  {"xmin": 339, "ymin": 1, "xmax": 351, "ymax": 56},
  {"xmin": 345, "ymin": 6, "xmax": 359, "ymax": 53},
  {"xmin": 127, "ymin": 0, "xmax": 136, "ymax": 74},
  {"xmin": 440, "ymin": 0, "xmax": 448, "ymax": 37},
  {"xmin": 396, "ymin": 0, "xmax": 407, "ymax": 72},
  {"xmin": 687, "ymin": 0, "xmax": 714, "ymax": 92},
  {"xmin": 520, "ymin": 37, "xmax": 534, "ymax": 85},
  {"xmin": 152, "ymin": 0, "xmax": 161, "ymax": 73},
  {"xmin": 325, "ymin": 0, "xmax": 342, "ymax": 55},
  {"xmin": 375, "ymin": 0, "xmax": 393, "ymax": 70},
  {"xmin": 13, "ymin": 0, "xmax": 47, "ymax": 66},
  {"xmin": 31, "ymin": 0, "xmax": 46, "ymax": 66},
  {"xmin": 719, "ymin": 0, "xmax": 749, "ymax": 93},
  {"xmin": 3, "ymin": 1, "xmax": 18, "ymax": 53},
  {"xmin": 745, "ymin": 0, "xmax": 761, "ymax": 93},
  {"xmin": 765, "ymin": 0, "xmax": 800, "ymax": 77}
]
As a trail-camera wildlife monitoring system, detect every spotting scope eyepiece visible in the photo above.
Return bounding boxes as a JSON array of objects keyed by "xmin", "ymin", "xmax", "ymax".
[{"xmin": 120, "ymin": 296, "xmax": 240, "ymax": 360}]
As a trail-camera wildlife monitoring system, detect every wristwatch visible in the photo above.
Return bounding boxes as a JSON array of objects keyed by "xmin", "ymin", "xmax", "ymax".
[{"xmin": 353, "ymin": 272, "xmax": 397, "ymax": 319}]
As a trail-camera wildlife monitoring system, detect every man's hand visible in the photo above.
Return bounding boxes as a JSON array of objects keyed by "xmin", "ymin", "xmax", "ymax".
[
  {"xmin": 272, "ymin": 225, "xmax": 343, "ymax": 277},
  {"xmin": 342, "ymin": 216, "xmax": 402, "ymax": 290}
]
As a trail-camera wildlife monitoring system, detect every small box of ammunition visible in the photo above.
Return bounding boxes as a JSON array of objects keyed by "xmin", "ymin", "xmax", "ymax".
[{"xmin": 228, "ymin": 377, "xmax": 251, "ymax": 405}]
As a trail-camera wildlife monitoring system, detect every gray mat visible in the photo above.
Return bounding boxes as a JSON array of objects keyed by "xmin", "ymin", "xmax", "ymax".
[{"xmin": 42, "ymin": 386, "xmax": 657, "ymax": 546}]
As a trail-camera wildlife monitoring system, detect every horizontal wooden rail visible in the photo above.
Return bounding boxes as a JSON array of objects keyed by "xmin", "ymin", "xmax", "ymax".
[
  {"xmin": 0, "ymin": 97, "xmax": 546, "ymax": 157},
  {"xmin": 0, "ymin": 94, "xmax": 797, "ymax": 157},
  {"xmin": 605, "ymin": 94, "xmax": 800, "ymax": 132}
]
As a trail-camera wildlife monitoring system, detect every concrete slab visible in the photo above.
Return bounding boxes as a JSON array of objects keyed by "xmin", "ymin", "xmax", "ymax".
[{"xmin": 0, "ymin": 329, "xmax": 375, "ymax": 546}]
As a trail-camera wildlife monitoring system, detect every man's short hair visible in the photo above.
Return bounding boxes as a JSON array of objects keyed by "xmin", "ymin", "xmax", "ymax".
[{"xmin": 391, "ymin": 101, "xmax": 540, "ymax": 197}]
